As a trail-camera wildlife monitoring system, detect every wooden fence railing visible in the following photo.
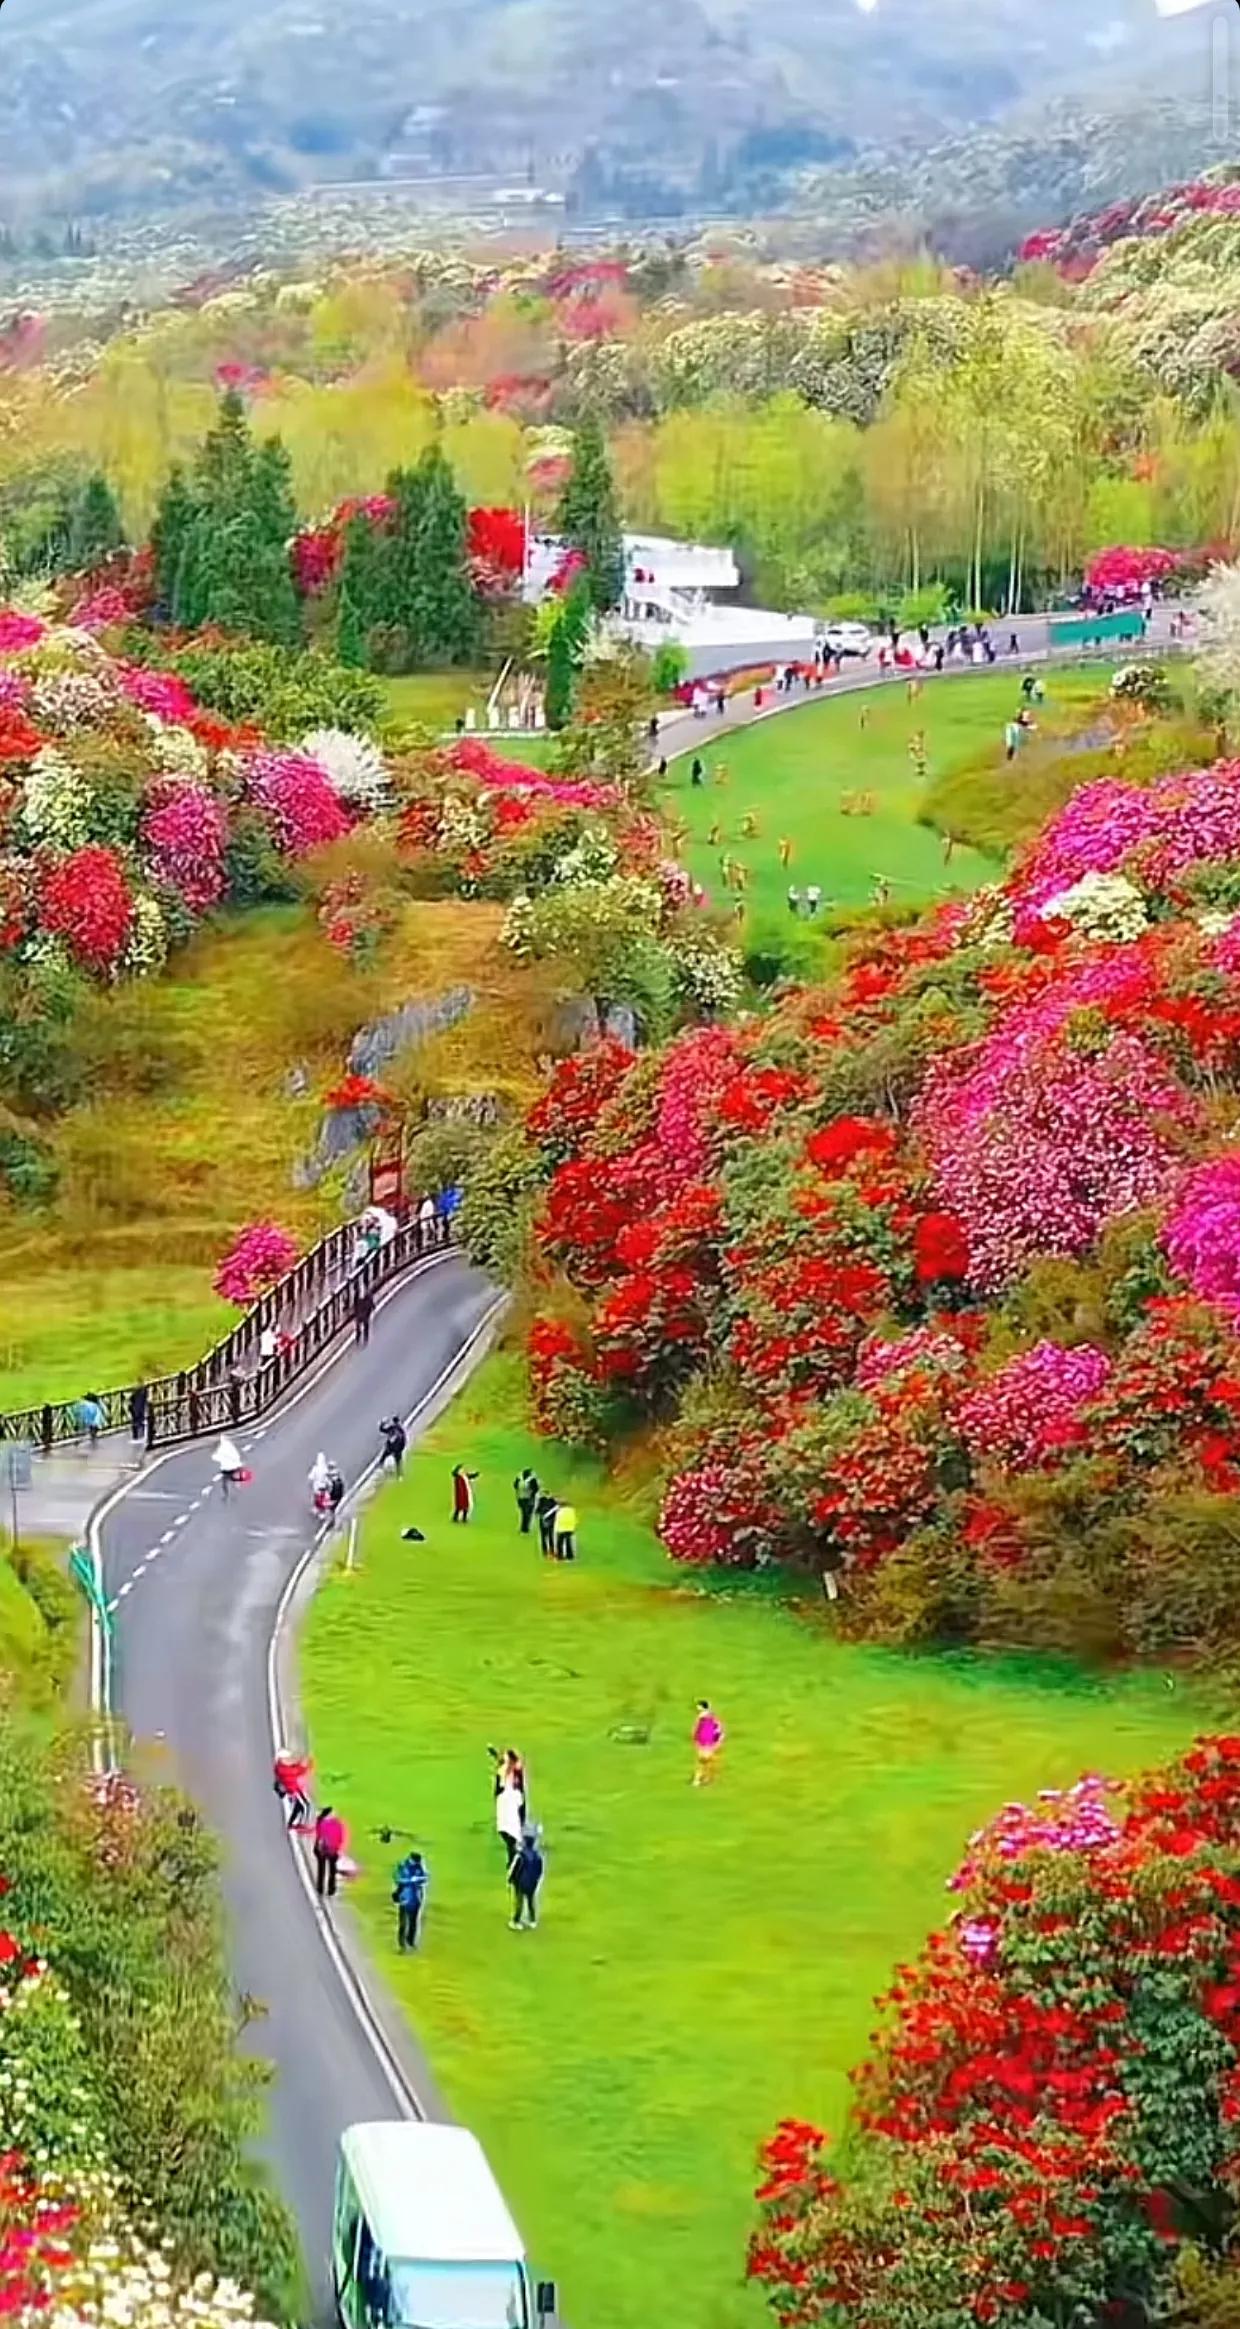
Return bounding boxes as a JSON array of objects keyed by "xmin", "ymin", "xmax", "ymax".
[{"xmin": 0, "ymin": 1209, "xmax": 455, "ymax": 1455}]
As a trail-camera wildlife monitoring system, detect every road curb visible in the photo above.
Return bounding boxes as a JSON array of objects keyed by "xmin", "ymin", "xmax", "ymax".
[{"xmin": 266, "ymin": 1293, "xmax": 509, "ymax": 2126}]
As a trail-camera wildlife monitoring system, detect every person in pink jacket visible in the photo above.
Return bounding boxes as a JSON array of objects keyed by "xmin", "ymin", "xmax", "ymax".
[
  {"xmin": 314, "ymin": 1804, "xmax": 347, "ymax": 1897},
  {"xmin": 692, "ymin": 1700, "xmax": 725, "ymax": 1787}
]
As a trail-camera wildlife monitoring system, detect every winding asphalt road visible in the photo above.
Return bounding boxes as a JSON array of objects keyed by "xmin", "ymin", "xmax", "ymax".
[{"xmin": 95, "ymin": 1250, "xmax": 499, "ymax": 2321}]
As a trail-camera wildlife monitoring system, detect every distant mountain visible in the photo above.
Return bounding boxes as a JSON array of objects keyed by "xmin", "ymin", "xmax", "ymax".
[{"xmin": 0, "ymin": 0, "xmax": 1223, "ymax": 226}]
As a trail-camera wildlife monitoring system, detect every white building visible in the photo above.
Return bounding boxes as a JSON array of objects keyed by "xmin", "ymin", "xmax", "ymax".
[{"xmin": 526, "ymin": 530, "xmax": 816, "ymax": 682}]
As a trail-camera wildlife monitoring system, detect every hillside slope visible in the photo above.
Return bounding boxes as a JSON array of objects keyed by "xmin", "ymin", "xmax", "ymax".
[{"xmin": 0, "ymin": 0, "xmax": 1210, "ymax": 221}]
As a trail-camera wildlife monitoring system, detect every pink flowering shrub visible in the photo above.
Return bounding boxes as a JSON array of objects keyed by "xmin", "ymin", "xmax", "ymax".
[
  {"xmin": 70, "ymin": 586, "xmax": 133, "ymax": 632},
  {"xmin": 143, "ymin": 780, "xmax": 229, "ymax": 912},
  {"xmin": 245, "ymin": 750, "xmax": 350, "ymax": 854},
  {"xmin": 117, "ymin": 664, "xmax": 199, "ymax": 723},
  {"xmin": 854, "ymin": 1327, "xmax": 969, "ymax": 1391},
  {"xmin": 948, "ymin": 1774, "xmax": 1123, "ymax": 1892},
  {"xmin": 0, "ymin": 612, "xmax": 46, "ymax": 653},
  {"xmin": 1015, "ymin": 764, "xmax": 1240, "ymax": 916},
  {"xmin": 654, "ymin": 1027, "xmax": 739, "ymax": 1174},
  {"xmin": 918, "ymin": 1026, "xmax": 1194, "ymax": 1290},
  {"xmin": 213, "ymin": 1220, "xmax": 300, "ymax": 1307},
  {"xmin": 959, "ymin": 1341, "xmax": 1112, "ymax": 1471},
  {"xmin": 1164, "ymin": 1153, "xmax": 1240, "ymax": 1315}
]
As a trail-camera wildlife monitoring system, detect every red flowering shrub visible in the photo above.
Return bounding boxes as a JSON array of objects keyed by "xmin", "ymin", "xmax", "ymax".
[
  {"xmin": 526, "ymin": 1041, "xmax": 636, "ymax": 1167},
  {"xmin": 751, "ymin": 1734, "xmax": 1240, "ymax": 2329},
  {"xmin": 527, "ymin": 1317, "xmax": 610, "ymax": 1447},
  {"xmin": 39, "ymin": 844, "xmax": 133, "ymax": 973}
]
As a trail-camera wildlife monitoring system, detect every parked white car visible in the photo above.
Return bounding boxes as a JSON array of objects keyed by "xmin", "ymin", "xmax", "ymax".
[{"xmin": 823, "ymin": 621, "xmax": 873, "ymax": 659}]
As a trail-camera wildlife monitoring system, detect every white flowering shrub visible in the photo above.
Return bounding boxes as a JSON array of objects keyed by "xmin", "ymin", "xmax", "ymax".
[
  {"xmin": 438, "ymin": 792, "xmax": 489, "ymax": 857},
  {"xmin": 50, "ymin": 2237, "xmax": 280, "ymax": 2329},
  {"xmin": 299, "ymin": 727, "xmax": 390, "ymax": 812},
  {"xmin": 550, "ymin": 825, "xmax": 619, "ymax": 886},
  {"xmin": 31, "ymin": 670, "xmax": 116, "ymax": 733},
  {"xmin": 670, "ymin": 937, "xmax": 744, "ymax": 1019},
  {"xmin": 1109, "ymin": 662, "xmax": 1174, "ymax": 713},
  {"xmin": 145, "ymin": 718, "xmax": 209, "ymax": 783},
  {"xmin": 0, "ymin": 1963, "xmax": 109, "ymax": 2180},
  {"xmin": 1043, "ymin": 869, "xmax": 1149, "ymax": 943},
  {"xmin": 959, "ymin": 885, "xmax": 1016, "ymax": 951},
  {"xmin": 123, "ymin": 895, "xmax": 169, "ymax": 977},
  {"xmin": 22, "ymin": 749, "xmax": 95, "ymax": 849}
]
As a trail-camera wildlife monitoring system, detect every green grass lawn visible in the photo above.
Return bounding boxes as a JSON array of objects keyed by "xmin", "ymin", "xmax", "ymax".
[
  {"xmin": 301, "ymin": 1354, "xmax": 1205, "ymax": 2329},
  {"xmin": 660, "ymin": 668, "xmax": 1108, "ymax": 927}
]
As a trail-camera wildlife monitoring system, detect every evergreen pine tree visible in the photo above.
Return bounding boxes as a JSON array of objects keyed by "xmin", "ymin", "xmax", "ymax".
[
  {"xmin": 68, "ymin": 472, "xmax": 123, "ymax": 570},
  {"xmin": 151, "ymin": 465, "xmax": 195, "ymax": 617},
  {"xmin": 545, "ymin": 611, "xmax": 576, "ymax": 730},
  {"xmin": 383, "ymin": 464, "xmax": 429, "ymax": 670},
  {"xmin": 545, "ymin": 578, "xmax": 591, "ymax": 729},
  {"xmin": 249, "ymin": 437, "xmax": 301, "ymax": 645},
  {"xmin": 336, "ymin": 513, "xmax": 382, "ymax": 668},
  {"xmin": 558, "ymin": 415, "xmax": 624, "ymax": 613},
  {"xmin": 408, "ymin": 444, "xmax": 478, "ymax": 666},
  {"xmin": 197, "ymin": 388, "xmax": 254, "ymax": 523}
]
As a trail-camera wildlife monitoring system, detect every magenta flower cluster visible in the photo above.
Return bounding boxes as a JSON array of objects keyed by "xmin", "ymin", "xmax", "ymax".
[
  {"xmin": 949, "ymin": 1774, "xmax": 1123, "ymax": 1893},
  {"xmin": 959, "ymin": 1340, "xmax": 1112, "ymax": 1471},
  {"xmin": 1164, "ymin": 1153, "xmax": 1240, "ymax": 1316},
  {"xmin": 213, "ymin": 1219, "xmax": 301, "ymax": 1308},
  {"xmin": 245, "ymin": 749, "xmax": 351, "ymax": 854},
  {"xmin": 654, "ymin": 1026, "xmax": 738, "ymax": 1173},
  {"xmin": 117, "ymin": 664, "xmax": 199, "ymax": 724},
  {"xmin": 143, "ymin": 780, "xmax": 230, "ymax": 911},
  {"xmin": 918, "ymin": 1025, "xmax": 1193, "ymax": 1291},
  {"xmin": 1015, "ymin": 763, "xmax": 1240, "ymax": 917}
]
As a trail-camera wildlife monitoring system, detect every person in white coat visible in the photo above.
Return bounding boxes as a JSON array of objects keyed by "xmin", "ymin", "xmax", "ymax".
[{"xmin": 214, "ymin": 1435, "xmax": 243, "ymax": 1498}]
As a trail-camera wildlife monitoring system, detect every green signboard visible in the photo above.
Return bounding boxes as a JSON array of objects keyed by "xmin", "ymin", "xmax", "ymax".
[{"xmin": 1048, "ymin": 610, "xmax": 1145, "ymax": 648}]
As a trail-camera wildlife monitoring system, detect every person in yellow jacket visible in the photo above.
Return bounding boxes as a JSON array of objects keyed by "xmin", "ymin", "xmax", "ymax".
[{"xmin": 552, "ymin": 1500, "xmax": 578, "ymax": 1562}]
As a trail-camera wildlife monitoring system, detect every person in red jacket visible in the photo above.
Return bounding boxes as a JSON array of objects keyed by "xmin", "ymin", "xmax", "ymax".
[
  {"xmin": 452, "ymin": 1464, "xmax": 479, "ymax": 1524},
  {"xmin": 314, "ymin": 1804, "xmax": 347, "ymax": 1898},
  {"xmin": 273, "ymin": 1746, "xmax": 312, "ymax": 1831}
]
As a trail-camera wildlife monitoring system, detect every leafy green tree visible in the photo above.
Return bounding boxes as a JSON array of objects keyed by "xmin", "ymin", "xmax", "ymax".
[
  {"xmin": 544, "ymin": 576, "xmax": 592, "ymax": 730},
  {"xmin": 68, "ymin": 471, "xmax": 124, "ymax": 569},
  {"xmin": 250, "ymin": 436, "xmax": 301, "ymax": 645},
  {"xmin": 558, "ymin": 415, "xmax": 624, "ymax": 612}
]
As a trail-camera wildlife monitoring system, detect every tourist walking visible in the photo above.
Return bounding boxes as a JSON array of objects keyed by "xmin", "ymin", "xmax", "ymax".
[
  {"xmin": 692, "ymin": 1700, "xmax": 725, "ymax": 1787},
  {"xmin": 495, "ymin": 1770, "xmax": 525, "ymax": 1869},
  {"xmin": 535, "ymin": 1488, "xmax": 558, "ymax": 1556},
  {"xmin": 353, "ymin": 1286, "xmax": 374, "ymax": 1347},
  {"xmin": 392, "ymin": 1850, "xmax": 429, "ymax": 1951},
  {"xmin": 452, "ymin": 1464, "xmax": 479, "ymax": 1523},
  {"xmin": 76, "ymin": 1393, "xmax": 105, "ymax": 1448},
  {"xmin": 309, "ymin": 1451, "xmax": 332, "ymax": 1513},
  {"xmin": 690, "ymin": 756, "xmax": 705, "ymax": 787},
  {"xmin": 379, "ymin": 1416, "xmax": 407, "ymax": 1477},
  {"xmin": 273, "ymin": 1746, "xmax": 313, "ymax": 1830},
  {"xmin": 508, "ymin": 1830, "xmax": 544, "ymax": 1930},
  {"xmin": 787, "ymin": 886, "xmax": 800, "ymax": 916},
  {"xmin": 514, "ymin": 1468, "xmax": 540, "ymax": 1535},
  {"xmin": 325, "ymin": 1464, "xmax": 346, "ymax": 1526},
  {"xmin": 314, "ymin": 1804, "xmax": 346, "ymax": 1898},
  {"xmin": 806, "ymin": 884, "xmax": 822, "ymax": 917},
  {"xmin": 214, "ymin": 1433, "xmax": 244, "ymax": 1498},
  {"xmin": 418, "ymin": 1192, "xmax": 437, "ymax": 1251},
  {"xmin": 128, "ymin": 1384, "xmax": 149, "ymax": 1445},
  {"xmin": 552, "ymin": 1497, "xmax": 578, "ymax": 1561}
]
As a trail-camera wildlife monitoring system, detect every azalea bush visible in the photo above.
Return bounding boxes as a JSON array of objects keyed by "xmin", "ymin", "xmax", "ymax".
[
  {"xmin": 750, "ymin": 1733, "xmax": 1240, "ymax": 2329},
  {"xmin": 478, "ymin": 725, "xmax": 1240, "ymax": 1664},
  {"xmin": 212, "ymin": 1220, "xmax": 300, "ymax": 1308}
]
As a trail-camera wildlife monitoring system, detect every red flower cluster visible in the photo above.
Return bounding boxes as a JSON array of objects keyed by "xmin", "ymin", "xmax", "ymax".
[
  {"xmin": 751, "ymin": 1733, "xmax": 1240, "ymax": 2329},
  {"xmin": 40, "ymin": 843, "xmax": 133, "ymax": 972}
]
